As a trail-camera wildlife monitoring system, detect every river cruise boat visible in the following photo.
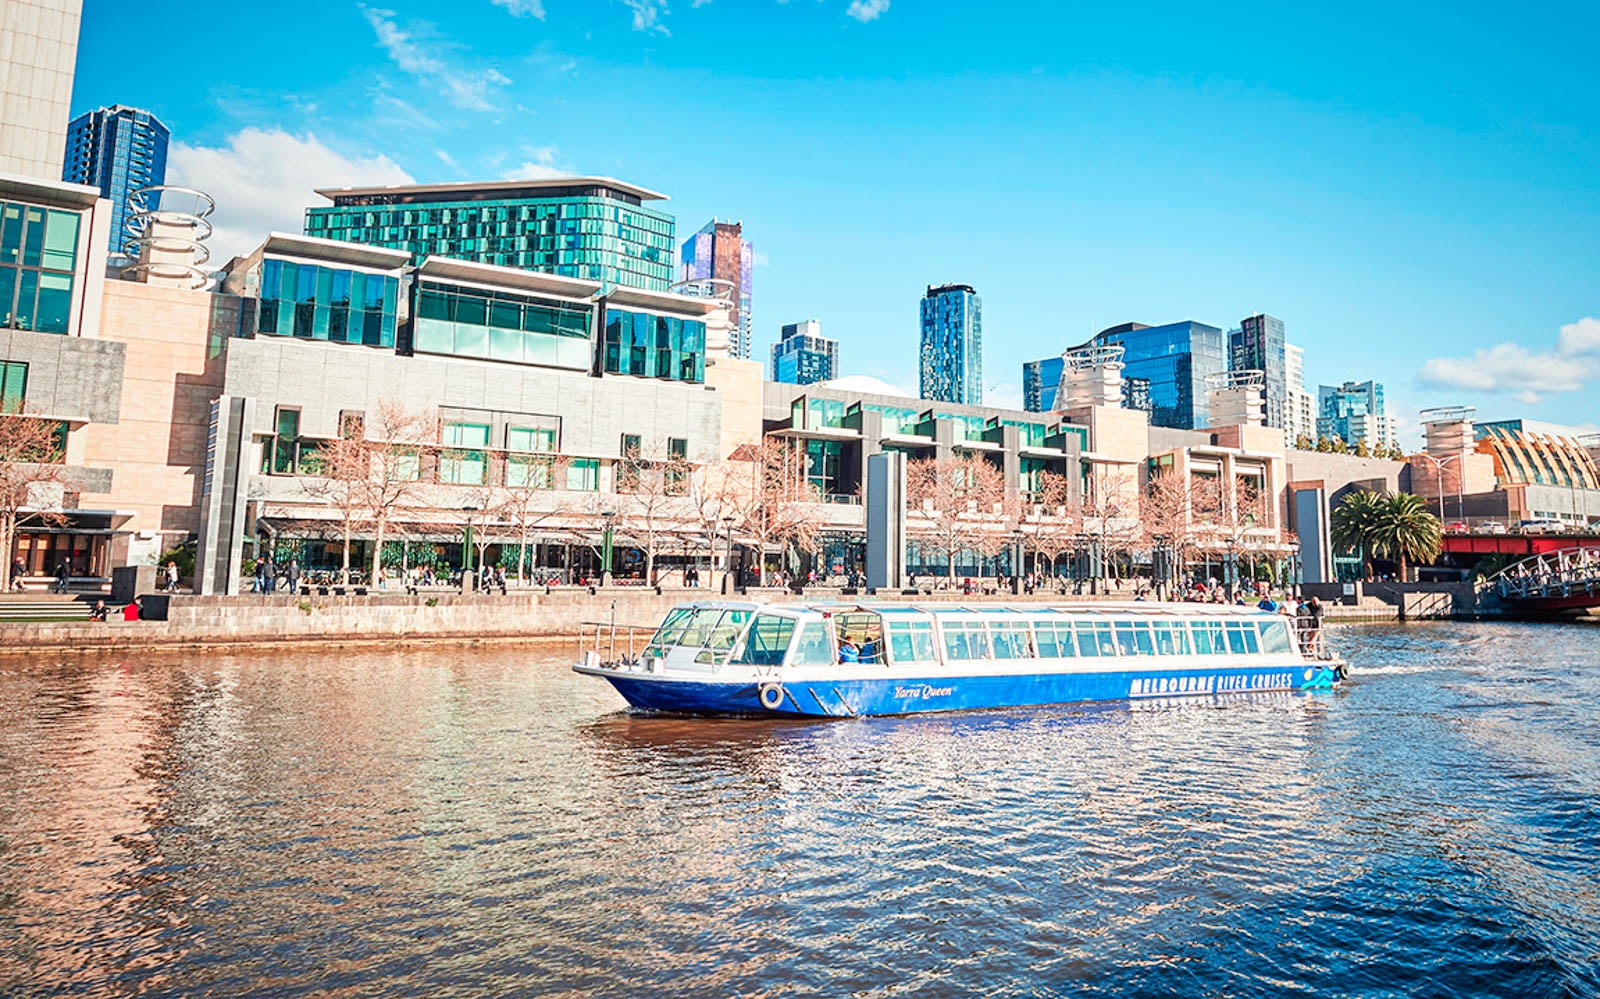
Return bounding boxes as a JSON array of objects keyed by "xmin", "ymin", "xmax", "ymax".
[{"xmin": 574, "ymin": 600, "xmax": 1346, "ymax": 718}]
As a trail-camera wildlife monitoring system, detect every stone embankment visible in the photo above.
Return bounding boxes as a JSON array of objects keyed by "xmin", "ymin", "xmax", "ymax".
[{"xmin": 0, "ymin": 581, "xmax": 1495, "ymax": 655}]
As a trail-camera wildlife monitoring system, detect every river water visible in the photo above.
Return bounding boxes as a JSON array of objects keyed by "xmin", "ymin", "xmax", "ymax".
[{"xmin": 0, "ymin": 622, "xmax": 1597, "ymax": 998}]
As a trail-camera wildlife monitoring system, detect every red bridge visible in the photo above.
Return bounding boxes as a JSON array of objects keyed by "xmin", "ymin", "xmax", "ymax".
[{"xmin": 1441, "ymin": 533, "xmax": 1600, "ymax": 559}]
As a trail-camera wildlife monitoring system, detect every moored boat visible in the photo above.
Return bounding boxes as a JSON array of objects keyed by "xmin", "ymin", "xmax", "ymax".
[{"xmin": 573, "ymin": 600, "xmax": 1347, "ymax": 718}]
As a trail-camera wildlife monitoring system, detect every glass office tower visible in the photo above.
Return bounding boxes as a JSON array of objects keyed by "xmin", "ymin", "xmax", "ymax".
[
  {"xmin": 61, "ymin": 104, "xmax": 169, "ymax": 256},
  {"xmin": 1087, "ymin": 320, "xmax": 1227, "ymax": 429},
  {"xmin": 920, "ymin": 283, "xmax": 982, "ymax": 404},
  {"xmin": 1023, "ymin": 355, "xmax": 1064, "ymax": 412},
  {"xmin": 1230, "ymin": 313, "xmax": 1287, "ymax": 430},
  {"xmin": 305, "ymin": 178, "xmax": 676, "ymax": 291},
  {"xmin": 772, "ymin": 319, "xmax": 838, "ymax": 384},
  {"xmin": 680, "ymin": 220, "xmax": 753, "ymax": 359}
]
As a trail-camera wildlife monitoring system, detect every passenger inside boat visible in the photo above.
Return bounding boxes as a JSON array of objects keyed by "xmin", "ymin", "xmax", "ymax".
[{"xmin": 831, "ymin": 611, "xmax": 884, "ymax": 664}]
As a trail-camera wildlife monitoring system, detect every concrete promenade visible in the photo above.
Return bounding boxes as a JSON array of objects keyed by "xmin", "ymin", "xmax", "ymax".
[{"xmin": 0, "ymin": 582, "xmax": 1474, "ymax": 655}]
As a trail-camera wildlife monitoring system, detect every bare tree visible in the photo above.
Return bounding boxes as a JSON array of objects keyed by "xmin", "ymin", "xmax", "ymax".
[
  {"xmin": 688, "ymin": 462, "xmax": 738, "ymax": 590},
  {"xmin": 491, "ymin": 452, "xmax": 567, "ymax": 584},
  {"xmin": 357, "ymin": 403, "xmax": 439, "ymax": 586},
  {"xmin": 1080, "ymin": 464, "xmax": 1140, "ymax": 593},
  {"xmin": 0, "ymin": 415, "xmax": 67, "ymax": 592},
  {"xmin": 1024, "ymin": 470, "xmax": 1080, "ymax": 580},
  {"xmin": 726, "ymin": 438, "xmax": 824, "ymax": 587},
  {"xmin": 906, "ymin": 454, "xmax": 1009, "ymax": 583},
  {"xmin": 307, "ymin": 432, "xmax": 368, "ymax": 585},
  {"xmin": 617, "ymin": 439, "xmax": 695, "ymax": 585}
]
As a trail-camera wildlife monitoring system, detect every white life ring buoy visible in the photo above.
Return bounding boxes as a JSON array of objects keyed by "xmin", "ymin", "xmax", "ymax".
[{"xmin": 758, "ymin": 682, "xmax": 784, "ymax": 710}]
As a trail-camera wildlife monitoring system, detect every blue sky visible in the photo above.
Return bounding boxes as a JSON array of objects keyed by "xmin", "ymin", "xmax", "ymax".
[{"xmin": 73, "ymin": 0, "xmax": 1600, "ymax": 438}]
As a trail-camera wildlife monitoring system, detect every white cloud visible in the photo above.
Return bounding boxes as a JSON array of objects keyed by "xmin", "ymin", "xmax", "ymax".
[
  {"xmin": 1417, "ymin": 335, "xmax": 1598, "ymax": 404},
  {"xmin": 1556, "ymin": 317, "xmax": 1600, "ymax": 357},
  {"xmin": 846, "ymin": 0, "xmax": 889, "ymax": 22},
  {"xmin": 167, "ymin": 128, "xmax": 414, "ymax": 265},
  {"xmin": 621, "ymin": 0, "xmax": 670, "ymax": 33},
  {"xmin": 362, "ymin": 6, "xmax": 511, "ymax": 111},
  {"xmin": 503, "ymin": 145, "xmax": 570, "ymax": 179},
  {"xmin": 491, "ymin": 0, "xmax": 546, "ymax": 17}
]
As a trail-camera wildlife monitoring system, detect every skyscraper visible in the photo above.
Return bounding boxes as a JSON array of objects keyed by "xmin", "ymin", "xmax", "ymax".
[
  {"xmin": 0, "ymin": 0, "xmax": 82, "ymax": 180},
  {"xmin": 62, "ymin": 105, "xmax": 170, "ymax": 258},
  {"xmin": 680, "ymin": 220, "xmax": 752, "ymax": 359},
  {"xmin": 1229, "ymin": 313, "xmax": 1287, "ymax": 431},
  {"xmin": 1284, "ymin": 342, "xmax": 1314, "ymax": 445},
  {"xmin": 771, "ymin": 319, "xmax": 838, "ymax": 384},
  {"xmin": 920, "ymin": 283, "xmax": 982, "ymax": 404},
  {"xmin": 1318, "ymin": 380, "xmax": 1398, "ymax": 452},
  {"xmin": 305, "ymin": 177, "xmax": 676, "ymax": 291},
  {"xmin": 1085, "ymin": 320, "xmax": 1226, "ymax": 429},
  {"xmin": 1023, "ymin": 355, "xmax": 1064, "ymax": 411}
]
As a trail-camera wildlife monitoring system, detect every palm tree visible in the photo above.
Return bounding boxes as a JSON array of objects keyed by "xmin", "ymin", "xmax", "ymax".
[
  {"xmin": 1331, "ymin": 489, "xmax": 1443, "ymax": 582},
  {"xmin": 1370, "ymin": 492, "xmax": 1442, "ymax": 582},
  {"xmin": 1330, "ymin": 489, "xmax": 1385, "ymax": 579}
]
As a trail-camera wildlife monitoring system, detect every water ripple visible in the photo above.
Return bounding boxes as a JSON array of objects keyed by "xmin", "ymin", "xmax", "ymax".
[{"xmin": 1, "ymin": 624, "xmax": 1599, "ymax": 997}]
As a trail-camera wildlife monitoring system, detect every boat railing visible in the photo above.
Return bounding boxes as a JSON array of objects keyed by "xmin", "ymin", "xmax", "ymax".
[
  {"xmin": 579, "ymin": 619, "xmax": 659, "ymax": 667},
  {"xmin": 1293, "ymin": 622, "xmax": 1333, "ymax": 661}
]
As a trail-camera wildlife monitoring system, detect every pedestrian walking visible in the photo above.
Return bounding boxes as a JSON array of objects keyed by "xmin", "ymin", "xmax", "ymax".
[
  {"xmin": 164, "ymin": 561, "xmax": 180, "ymax": 593},
  {"xmin": 10, "ymin": 556, "xmax": 24, "ymax": 591},
  {"xmin": 286, "ymin": 559, "xmax": 301, "ymax": 595},
  {"xmin": 53, "ymin": 561, "xmax": 70, "ymax": 594}
]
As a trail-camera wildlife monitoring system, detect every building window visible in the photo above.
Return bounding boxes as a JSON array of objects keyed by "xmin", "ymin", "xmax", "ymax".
[
  {"xmin": 566, "ymin": 458, "xmax": 599, "ymax": 492},
  {"xmin": 602, "ymin": 308, "xmax": 705, "ymax": 383},
  {"xmin": 616, "ymin": 433, "xmax": 643, "ymax": 493},
  {"xmin": 439, "ymin": 421, "xmax": 490, "ymax": 485},
  {"xmin": 339, "ymin": 410, "xmax": 365, "ymax": 438},
  {"xmin": 0, "ymin": 202, "xmax": 79, "ymax": 335},
  {"xmin": 413, "ymin": 281, "xmax": 592, "ymax": 370},
  {"xmin": 256, "ymin": 259, "xmax": 399, "ymax": 348},
  {"xmin": 0, "ymin": 361, "xmax": 26, "ymax": 413},
  {"xmin": 666, "ymin": 437, "xmax": 688, "ymax": 495},
  {"xmin": 266, "ymin": 408, "xmax": 302, "ymax": 475}
]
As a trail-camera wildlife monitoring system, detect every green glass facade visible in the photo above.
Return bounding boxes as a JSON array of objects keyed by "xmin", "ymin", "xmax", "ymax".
[
  {"xmin": 256, "ymin": 258, "xmax": 399, "ymax": 347},
  {"xmin": 1, "ymin": 201, "xmax": 79, "ymax": 335},
  {"xmin": 602, "ymin": 308, "xmax": 706, "ymax": 383},
  {"xmin": 305, "ymin": 193, "xmax": 674, "ymax": 292},
  {"xmin": 414, "ymin": 281, "xmax": 593, "ymax": 370}
]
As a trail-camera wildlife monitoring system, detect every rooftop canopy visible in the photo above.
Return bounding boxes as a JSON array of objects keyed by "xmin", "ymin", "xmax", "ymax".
[{"xmin": 313, "ymin": 176, "xmax": 670, "ymax": 208}]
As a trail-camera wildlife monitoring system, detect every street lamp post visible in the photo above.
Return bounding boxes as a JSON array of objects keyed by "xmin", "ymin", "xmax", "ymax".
[
  {"xmin": 721, "ymin": 515, "xmax": 736, "ymax": 594},
  {"xmin": 1152, "ymin": 534, "xmax": 1168, "ymax": 601},
  {"xmin": 599, "ymin": 510, "xmax": 616, "ymax": 587},
  {"xmin": 1413, "ymin": 452, "xmax": 1460, "ymax": 524},
  {"xmin": 1011, "ymin": 529, "xmax": 1024, "ymax": 594},
  {"xmin": 460, "ymin": 504, "xmax": 479, "ymax": 594},
  {"xmin": 1224, "ymin": 538, "xmax": 1239, "ymax": 602}
]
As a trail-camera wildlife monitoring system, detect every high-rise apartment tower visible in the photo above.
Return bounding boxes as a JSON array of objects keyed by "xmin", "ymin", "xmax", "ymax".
[
  {"xmin": 62, "ymin": 105, "xmax": 170, "ymax": 258},
  {"xmin": 920, "ymin": 283, "xmax": 982, "ymax": 404}
]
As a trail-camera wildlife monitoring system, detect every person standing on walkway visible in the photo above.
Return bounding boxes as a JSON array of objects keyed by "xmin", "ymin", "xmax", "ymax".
[
  {"xmin": 286, "ymin": 559, "xmax": 301, "ymax": 596},
  {"xmin": 53, "ymin": 561, "xmax": 70, "ymax": 594}
]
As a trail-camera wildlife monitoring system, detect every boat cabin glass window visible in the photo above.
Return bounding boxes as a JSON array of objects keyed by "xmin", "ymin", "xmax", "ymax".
[
  {"xmin": 1114, "ymin": 622, "xmax": 1155, "ymax": 657},
  {"xmin": 791, "ymin": 620, "xmax": 835, "ymax": 667},
  {"xmin": 1152, "ymin": 622, "xmax": 1176, "ymax": 656},
  {"xmin": 1257, "ymin": 620, "xmax": 1292, "ymax": 654},
  {"xmin": 646, "ymin": 606, "xmax": 696, "ymax": 656},
  {"xmin": 1033, "ymin": 622, "xmax": 1076, "ymax": 658},
  {"xmin": 675, "ymin": 607, "xmax": 727, "ymax": 649},
  {"xmin": 1192, "ymin": 621, "xmax": 1225, "ymax": 655},
  {"xmin": 835, "ymin": 612, "xmax": 885, "ymax": 664},
  {"xmin": 987, "ymin": 622, "xmax": 1033, "ymax": 660},
  {"xmin": 886, "ymin": 620, "xmax": 937, "ymax": 663},
  {"xmin": 1171, "ymin": 622, "xmax": 1192, "ymax": 656},
  {"xmin": 1076, "ymin": 621, "xmax": 1114, "ymax": 657},
  {"xmin": 941, "ymin": 620, "xmax": 990, "ymax": 660},
  {"xmin": 1224, "ymin": 621, "xmax": 1259, "ymax": 655},
  {"xmin": 732, "ymin": 613, "xmax": 795, "ymax": 666},
  {"xmin": 695, "ymin": 609, "xmax": 752, "ymax": 664}
]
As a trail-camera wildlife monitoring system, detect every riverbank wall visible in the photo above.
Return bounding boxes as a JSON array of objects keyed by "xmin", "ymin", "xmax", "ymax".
[{"xmin": 0, "ymin": 583, "xmax": 1490, "ymax": 655}]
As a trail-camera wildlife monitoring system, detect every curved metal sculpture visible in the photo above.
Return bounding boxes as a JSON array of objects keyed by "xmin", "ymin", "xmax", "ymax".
[
  {"xmin": 1490, "ymin": 547, "xmax": 1600, "ymax": 612},
  {"xmin": 120, "ymin": 185, "xmax": 217, "ymax": 290}
]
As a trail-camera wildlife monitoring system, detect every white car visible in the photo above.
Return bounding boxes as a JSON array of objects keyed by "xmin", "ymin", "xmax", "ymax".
[{"xmin": 1514, "ymin": 519, "xmax": 1565, "ymax": 535}]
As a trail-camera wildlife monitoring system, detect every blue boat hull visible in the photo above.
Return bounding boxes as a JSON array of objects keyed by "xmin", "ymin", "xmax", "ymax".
[{"xmin": 598, "ymin": 662, "xmax": 1340, "ymax": 718}]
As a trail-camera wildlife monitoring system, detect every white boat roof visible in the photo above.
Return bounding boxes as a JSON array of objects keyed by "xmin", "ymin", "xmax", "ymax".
[{"xmin": 668, "ymin": 599, "xmax": 1284, "ymax": 619}]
